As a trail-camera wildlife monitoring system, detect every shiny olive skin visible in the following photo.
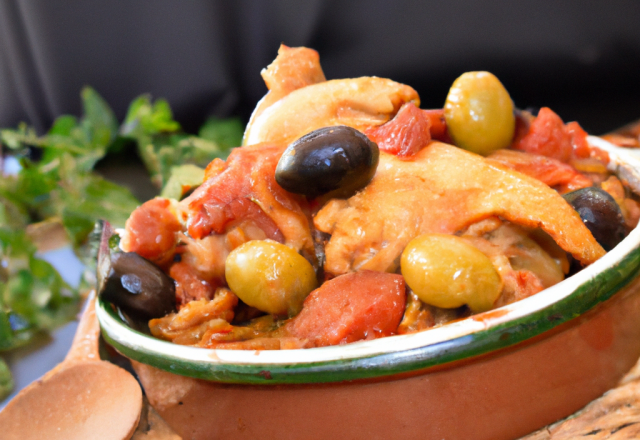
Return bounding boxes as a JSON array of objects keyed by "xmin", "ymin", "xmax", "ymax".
[
  {"xmin": 563, "ymin": 187, "xmax": 626, "ymax": 251},
  {"xmin": 275, "ymin": 126, "xmax": 379, "ymax": 199},
  {"xmin": 99, "ymin": 252, "xmax": 176, "ymax": 320},
  {"xmin": 225, "ymin": 240, "xmax": 318, "ymax": 317},
  {"xmin": 401, "ymin": 234, "xmax": 502, "ymax": 313},
  {"xmin": 444, "ymin": 71, "xmax": 515, "ymax": 156}
]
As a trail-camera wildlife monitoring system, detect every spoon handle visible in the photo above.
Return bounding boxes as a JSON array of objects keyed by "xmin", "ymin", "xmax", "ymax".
[{"xmin": 64, "ymin": 290, "xmax": 101, "ymax": 363}]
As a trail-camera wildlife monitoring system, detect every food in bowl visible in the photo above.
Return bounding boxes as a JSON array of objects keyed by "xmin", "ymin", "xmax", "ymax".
[{"xmin": 99, "ymin": 45, "xmax": 639, "ymax": 353}]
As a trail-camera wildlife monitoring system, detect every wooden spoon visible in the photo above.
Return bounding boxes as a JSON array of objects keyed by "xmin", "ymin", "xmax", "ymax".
[{"xmin": 0, "ymin": 290, "xmax": 143, "ymax": 440}]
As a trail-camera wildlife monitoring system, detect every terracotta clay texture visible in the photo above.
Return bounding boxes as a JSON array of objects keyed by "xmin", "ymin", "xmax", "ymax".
[{"xmin": 132, "ymin": 275, "xmax": 640, "ymax": 440}]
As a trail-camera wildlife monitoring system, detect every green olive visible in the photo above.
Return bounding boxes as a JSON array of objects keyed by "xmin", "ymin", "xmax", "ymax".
[
  {"xmin": 225, "ymin": 240, "xmax": 317, "ymax": 317},
  {"xmin": 444, "ymin": 71, "xmax": 515, "ymax": 155},
  {"xmin": 400, "ymin": 234, "xmax": 502, "ymax": 312}
]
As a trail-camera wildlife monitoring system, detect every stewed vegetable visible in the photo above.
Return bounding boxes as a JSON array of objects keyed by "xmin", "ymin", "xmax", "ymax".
[
  {"xmin": 444, "ymin": 71, "xmax": 515, "ymax": 155},
  {"xmin": 225, "ymin": 240, "xmax": 317, "ymax": 317},
  {"xmin": 287, "ymin": 271, "xmax": 406, "ymax": 347},
  {"xmin": 275, "ymin": 126, "xmax": 379, "ymax": 198},
  {"xmin": 400, "ymin": 234, "xmax": 502, "ymax": 312},
  {"xmin": 563, "ymin": 187, "xmax": 626, "ymax": 251},
  {"xmin": 99, "ymin": 252, "xmax": 176, "ymax": 319}
]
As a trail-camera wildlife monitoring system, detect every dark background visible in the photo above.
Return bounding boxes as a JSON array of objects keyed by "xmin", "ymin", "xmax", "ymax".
[{"xmin": 1, "ymin": 0, "xmax": 640, "ymax": 136}]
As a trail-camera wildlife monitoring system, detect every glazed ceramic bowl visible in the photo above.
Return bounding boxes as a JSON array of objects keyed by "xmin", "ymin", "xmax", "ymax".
[{"xmin": 98, "ymin": 137, "xmax": 640, "ymax": 440}]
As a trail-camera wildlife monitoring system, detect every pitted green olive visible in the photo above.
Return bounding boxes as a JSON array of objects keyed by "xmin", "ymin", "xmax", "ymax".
[
  {"xmin": 400, "ymin": 234, "xmax": 502, "ymax": 312},
  {"xmin": 225, "ymin": 240, "xmax": 317, "ymax": 317},
  {"xmin": 275, "ymin": 126, "xmax": 379, "ymax": 199},
  {"xmin": 444, "ymin": 71, "xmax": 515, "ymax": 155}
]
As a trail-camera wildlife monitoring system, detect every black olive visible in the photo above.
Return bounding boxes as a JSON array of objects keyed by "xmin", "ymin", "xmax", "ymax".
[
  {"xmin": 98, "ymin": 252, "xmax": 176, "ymax": 320},
  {"xmin": 563, "ymin": 187, "xmax": 626, "ymax": 251},
  {"xmin": 275, "ymin": 126, "xmax": 379, "ymax": 199}
]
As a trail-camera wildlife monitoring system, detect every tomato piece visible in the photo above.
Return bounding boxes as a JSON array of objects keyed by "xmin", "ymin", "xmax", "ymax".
[
  {"xmin": 422, "ymin": 109, "xmax": 451, "ymax": 142},
  {"xmin": 566, "ymin": 121, "xmax": 590, "ymax": 159},
  {"xmin": 512, "ymin": 107, "xmax": 573, "ymax": 162},
  {"xmin": 203, "ymin": 158, "xmax": 226, "ymax": 180},
  {"xmin": 121, "ymin": 198, "xmax": 182, "ymax": 267},
  {"xmin": 588, "ymin": 145, "xmax": 610, "ymax": 165},
  {"xmin": 488, "ymin": 149, "xmax": 592, "ymax": 194},
  {"xmin": 512, "ymin": 110, "xmax": 533, "ymax": 146},
  {"xmin": 287, "ymin": 271, "xmax": 406, "ymax": 347},
  {"xmin": 365, "ymin": 103, "xmax": 431, "ymax": 157},
  {"xmin": 512, "ymin": 108, "xmax": 605, "ymax": 167},
  {"xmin": 223, "ymin": 198, "xmax": 284, "ymax": 243},
  {"xmin": 169, "ymin": 262, "xmax": 218, "ymax": 307}
]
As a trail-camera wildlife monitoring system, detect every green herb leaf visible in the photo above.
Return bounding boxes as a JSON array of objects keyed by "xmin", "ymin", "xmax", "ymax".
[
  {"xmin": 0, "ymin": 358, "xmax": 13, "ymax": 399},
  {"xmin": 198, "ymin": 117, "xmax": 243, "ymax": 152},
  {"xmin": 0, "ymin": 228, "xmax": 79, "ymax": 352},
  {"xmin": 160, "ymin": 164, "xmax": 206, "ymax": 200},
  {"xmin": 0, "ymin": 123, "xmax": 40, "ymax": 151},
  {"xmin": 80, "ymin": 86, "xmax": 118, "ymax": 151},
  {"xmin": 122, "ymin": 96, "xmax": 181, "ymax": 135},
  {"xmin": 49, "ymin": 115, "xmax": 78, "ymax": 136},
  {"xmin": 56, "ymin": 161, "xmax": 139, "ymax": 248}
]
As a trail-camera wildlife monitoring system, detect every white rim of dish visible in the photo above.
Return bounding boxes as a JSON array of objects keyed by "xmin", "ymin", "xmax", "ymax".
[{"xmin": 97, "ymin": 136, "xmax": 640, "ymax": 366}]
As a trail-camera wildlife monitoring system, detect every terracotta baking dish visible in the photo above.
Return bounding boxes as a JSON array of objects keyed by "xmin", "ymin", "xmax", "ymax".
[{"xmin": 98, "ymin": 137, "xmax": 640, "ymax": 440}]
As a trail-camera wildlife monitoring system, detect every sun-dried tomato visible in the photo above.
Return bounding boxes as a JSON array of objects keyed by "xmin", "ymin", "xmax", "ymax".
[{"xmin": 365, "ymin": 103, "xmax": 431, "ymax": 157}]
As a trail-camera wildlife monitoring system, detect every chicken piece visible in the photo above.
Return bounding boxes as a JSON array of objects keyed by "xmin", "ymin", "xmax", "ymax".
[
  {"xmin": 177, "ymin": 220, "xmax": 271, "ymax": 288},
  {"xmin": 149, "ymin": 288, "xmax": 238, "ymax": 345},
  {"xmin": 244, "ymin": 45, "xmax": 326, "ymax": 144},
  {"xmin": 261, "ymin": 45, "xmax": 326, "ymax": 97},
  {"xmin": 461, "ymin": 222, "xmax": 565, "ymax": 307},
  {"xmin": 244, "ymin": 77, "xmax": 419, "ymax": 146},
  {"xmin": 169, "ymin": 262, "xmax": 218, "ymax": 308},
  {"xmin": 314, "ymin": 142, "xmax": 605, "ymax": 275},
  {"xmin": 397, "ymin": 290, "xmax": 434, "ymax": 334},
  {"xmin": 487, "ymin": 149, "xmax": 592, "ymax": 194},
  {"xmin": 495, "ymin": 268, "xmax": 546, "ymax": 308},
  {"xmin": 179, "ymin": 143, "xmax": 313, "ymax": 255}
]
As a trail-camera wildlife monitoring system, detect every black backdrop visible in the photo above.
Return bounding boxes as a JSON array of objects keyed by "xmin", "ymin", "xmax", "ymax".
[{"xmin": 1, "ymin": 0, "xmax": 640, "ymax": 135}]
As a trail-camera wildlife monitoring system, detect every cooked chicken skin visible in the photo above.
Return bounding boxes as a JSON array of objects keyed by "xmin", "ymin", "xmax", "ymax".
[
  {"xmin": 244, "ymin": 77, "xmax": 420, "ymax": 146},
  {"xmin": 314, "ymin": 142, "xmax": 605, "ymax": 275},
  {"xmin": 243, "ymin": 45, "xmax": 326, "ymax": 144}
]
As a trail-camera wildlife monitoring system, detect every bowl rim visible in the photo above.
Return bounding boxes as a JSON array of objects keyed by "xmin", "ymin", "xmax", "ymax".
[{"xmin": 98, "ymin": 136, "xmax": 640, "ymax": 384}]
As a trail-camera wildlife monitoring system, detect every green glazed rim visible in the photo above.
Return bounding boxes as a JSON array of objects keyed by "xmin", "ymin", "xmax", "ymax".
[{"xmin": 98, "ymin": 136, "xmax": 640, "ymax": 385}]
